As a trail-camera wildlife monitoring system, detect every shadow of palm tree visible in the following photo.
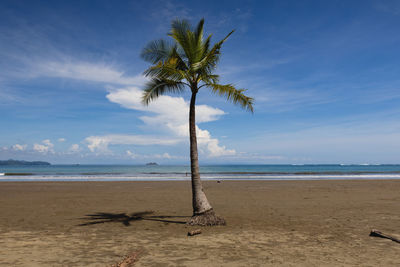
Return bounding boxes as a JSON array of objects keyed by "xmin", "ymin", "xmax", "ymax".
[{"xmin": 78, "ymin": 211, "xmax": 190, "ymax": 226}]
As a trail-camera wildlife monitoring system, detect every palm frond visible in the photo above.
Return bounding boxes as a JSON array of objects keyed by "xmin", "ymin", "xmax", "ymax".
[
  {"xmin": 142, "ymin": 78, "xmax": 186, "ymax": 105},
  {"xmin": 143, "ymin": 60, "xmax": 186, "ymax": 81},
  {"xmin": 207, "ymin": 83, "xmax": 254, "ymax": 112},
  {"xmin": 201, "ymin": 35, "xmax": 212, "ymax": 58},
  {"xmin": 194, "ymin": 18, "xmax": 205, "ymax": 43},
  {"xmin": 191, "ymin": 30, "xmax": 234, "ymax": 73},
  {"xmin": 169, "ymin": 19, "xmax": 194, "ymax": 62},
  {"xmin": 140, "ymin": 39, "xmax": 173, "ymax": 64},
  {"xmin": 208, "ymin": 30, "xmax": 234, "ymax": 56},
  {"xmin": 170, "ymin": 46, "xmax": 189, "ymax": 71},
  {"xmin": 193, "ymin": 19, "xmax": 205, "ymax": 62},
  {"xmin": 171, "ymin": 19, "xmax": 191, "ymax": 35},
  {"xmin": 199, "ymin": 74, "xmax": 219, "ymax": 85}
]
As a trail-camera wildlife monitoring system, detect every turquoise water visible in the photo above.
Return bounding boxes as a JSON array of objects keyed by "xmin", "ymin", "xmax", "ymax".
[{"xmin": 1, "ymin": 164, "xmax": 400, "ymax": 181}]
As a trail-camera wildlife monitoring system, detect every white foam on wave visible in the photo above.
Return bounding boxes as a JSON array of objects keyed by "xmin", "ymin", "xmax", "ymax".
[
  {"xmin": 1, "ymin": 173, "xmax": 400, "ymax": 181},
  {"xmin": 0, "ymin": 175, "xmax": 189, "ymax": 181},
  {"xmin": 0, "ymin": 173, "xmax": 4, "ymax": 176}
]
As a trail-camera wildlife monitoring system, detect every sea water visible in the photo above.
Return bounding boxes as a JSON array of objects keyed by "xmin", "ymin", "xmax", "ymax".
[{"xmin": 1, "ymin": 164, "xmax": 400, "ymax": 181}]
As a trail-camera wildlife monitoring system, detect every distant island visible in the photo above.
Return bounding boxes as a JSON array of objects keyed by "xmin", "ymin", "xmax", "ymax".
[
  {"xmin": 0, "ymin": 159, "xmax": 51, "ymax": 166},
  {"xmin": 146, "ymin": 162, "xmax": 158, "ymax": 166}
]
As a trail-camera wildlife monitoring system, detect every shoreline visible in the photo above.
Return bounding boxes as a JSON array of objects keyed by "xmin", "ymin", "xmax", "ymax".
[
  {"xmin": 1, "ymin": 180, "xmax": 399, "ymax": 266},
  {"xmin": 2, "ymin": 175, "xmax": 400, "ymax": 182},
  {"xmin": 1, "ymin": 177, "xmax": 400, "ymax": 182}
]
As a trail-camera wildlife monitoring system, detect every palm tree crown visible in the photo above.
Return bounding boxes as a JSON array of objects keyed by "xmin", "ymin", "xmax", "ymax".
[{"xmin": 141, "ymin": 18, "xmax": 254, "ymax": 111}]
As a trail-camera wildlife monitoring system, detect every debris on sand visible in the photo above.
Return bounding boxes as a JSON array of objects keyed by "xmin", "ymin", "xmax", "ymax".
[
  {"xmin": 370, "ymin": 229, "xmax": 400, "ymax": 243},
  {"xmin": 110, "ymin": 251, "xmax": 141, "ymax": 267},
  {"xmin": 188, "ymin": 229, "xmax": 202, "ymax": 236}
]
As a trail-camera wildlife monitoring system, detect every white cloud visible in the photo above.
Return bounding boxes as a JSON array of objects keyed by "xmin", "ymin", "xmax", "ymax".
[
  {"xmin": 106, "ymin": 87, "xmax": 235, "ymax": 157},
  {"xmin": 58, "ymin": 138, "xmax": 66, "ymax": 142},
  {"xmin": 7, "ymin": 57, "xmax": 237, "ymax": 158},
  {"xmin": 33, "ymin": 144, "xmax": 50, "ymax": 153},
  {"xmin": 34, "ymin": 61, "xmax": 145, "ymax": 86},
  {"xmin": 85, "ymin": 134, "xmax": 181, "ymax": 153},
  {"xmin": 0, "ymin": 88, "xmax": 21, "ymax": 104},
  {"xmin": 42, "ymin": 139, "xmax": 53, "ymax": 147},
  {"xmin": 68, "ymin": 144, "xmax": 80, "ymax": 153},
  {"xmin": 154, "ymin": 152, "xmax": 173, "ymax": 159},
  {"xmin": 196, "ymin": 127, "xmax": 236, "ymax": 157},
  {"xmin": 33, "ymin": 139, "xmax": 54, "ymax": 154},
  {"xmin": 12, "ymin": 144, "xmax": 27, "ymax": 151},
  {"xmin": 160, "ymin": 152, "xmax": 172, "ymax": 159},
  {"xmin": 231, "ymin": 152, "xmax": 285, "ymax": 161},
  {"xmin": 126, "ymin": 150, "xmax": 138, "ymax": 159},
  {"xmin": 126, "ymin": 150, "xmax": 178, "ymax": 160}
]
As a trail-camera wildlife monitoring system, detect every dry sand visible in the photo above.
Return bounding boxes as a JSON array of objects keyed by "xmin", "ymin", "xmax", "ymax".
[{"xmin": 0, "ymin": 180, "xmax": 399, "ymax": 266}]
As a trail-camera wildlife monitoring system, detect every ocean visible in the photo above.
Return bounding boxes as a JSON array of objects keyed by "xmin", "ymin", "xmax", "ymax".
[{"xmin": 1, "ymin": 164, "xmax": 400, "ymax": 181}]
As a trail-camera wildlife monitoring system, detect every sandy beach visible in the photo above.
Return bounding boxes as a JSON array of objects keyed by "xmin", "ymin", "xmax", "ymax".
[{"xmin": 0, "ymin": 180, "xmax": 399, "ymax": 266}]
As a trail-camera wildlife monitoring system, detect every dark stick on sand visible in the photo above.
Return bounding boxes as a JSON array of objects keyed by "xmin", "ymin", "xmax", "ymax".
[{"xmin": 370, "ymin": 229, "xmax": 400, "ymax": 243}]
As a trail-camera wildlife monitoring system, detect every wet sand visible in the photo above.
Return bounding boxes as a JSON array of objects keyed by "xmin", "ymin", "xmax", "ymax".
[{"xmin": 0, "ymin": 180, "xmax": 399, "ymax": 266}]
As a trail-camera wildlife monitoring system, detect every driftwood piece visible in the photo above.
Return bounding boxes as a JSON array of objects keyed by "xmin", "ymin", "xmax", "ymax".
[
  {"xmin": 370, "ymin": 229, "xmax": 400, "ymax": 243},
  {"xmin": 110, "ymin": 251, "xmax": 141, "ymax": 267},
  {"xmin": 188, "ymin": 229, "xmax": 202, "ymax": 236}
]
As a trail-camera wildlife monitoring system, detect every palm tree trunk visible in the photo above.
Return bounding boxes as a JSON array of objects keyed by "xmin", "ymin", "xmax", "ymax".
[
  {"xmin": 189, "ymin": 90, "xmax": 213, "ymax": 214},
  {"xmin": 187, "ymin": 89, "xmax": 226, "ymax": 226}
]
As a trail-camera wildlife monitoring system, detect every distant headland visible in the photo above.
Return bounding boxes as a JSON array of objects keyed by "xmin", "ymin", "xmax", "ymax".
[
  {"xmin": 0, "ymin": 159, "xmax": 51, "ymax": 166},
  {"xmin": 145, "ymin": 162, "xmax": 158, "ymax": 166}
]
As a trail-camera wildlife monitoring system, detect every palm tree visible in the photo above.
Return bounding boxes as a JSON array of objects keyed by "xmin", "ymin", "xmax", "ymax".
[{"xmin": 141, "ymin": 19, "xmax": 254, "ymax": 226}]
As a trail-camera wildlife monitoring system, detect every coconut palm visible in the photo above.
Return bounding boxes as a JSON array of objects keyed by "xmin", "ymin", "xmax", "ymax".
[{"xmin": 141, "ymin": 18, "xmax": 254, "ymax": 225}]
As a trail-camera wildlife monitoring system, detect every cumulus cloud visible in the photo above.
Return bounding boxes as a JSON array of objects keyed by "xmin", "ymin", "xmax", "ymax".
[
  {"xmin": 15, "ymin": 58, "xmax": 236, "ymax": 158},
  {"xmin": 68, "ymin": 144, "xmax": 80, "ymax": 153},
  {"xmin": 107, "ymin": 87, "xmax": 225, "ymax": 123},
  {"xmin": 12, "ymin": 144, "xmax": 27, "ymax": 151},
  {"xmin": 106, "ymin": 87, "xmax": 235, "ymax": 157},
  {"xmin": 58, "ymin": 138, "xmax": 66, "ymax": 142},
  {"xmin": 196, "ymin": 128, "xmax": 236, "ymax": 157},
  {"xmin": 34, "ymin": 61, "xmax": 145, "ymax": 86},
  {"xmin": 158, "ymin": 152, "xmax": 172, "ymax": 159},
  {"xmin": 85, "ymin": 134, "xmax": 180, "ymax": 153},
  {"xmin": 33, "ymin": 139, "xmax": 54, "ymax": 154},
  {"xmin": 33, "ymin": 144, "xmax": 50, "ymax": 153},
  {"xmin": 42, "ymin": 139, "xmax": 53, "ymax": 147}
]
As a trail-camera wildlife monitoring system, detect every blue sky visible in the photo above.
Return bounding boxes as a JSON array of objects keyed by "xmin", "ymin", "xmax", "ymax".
[{"xmin": 1, "ymin": 0, "xmax": 400, "ymax": 164}]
